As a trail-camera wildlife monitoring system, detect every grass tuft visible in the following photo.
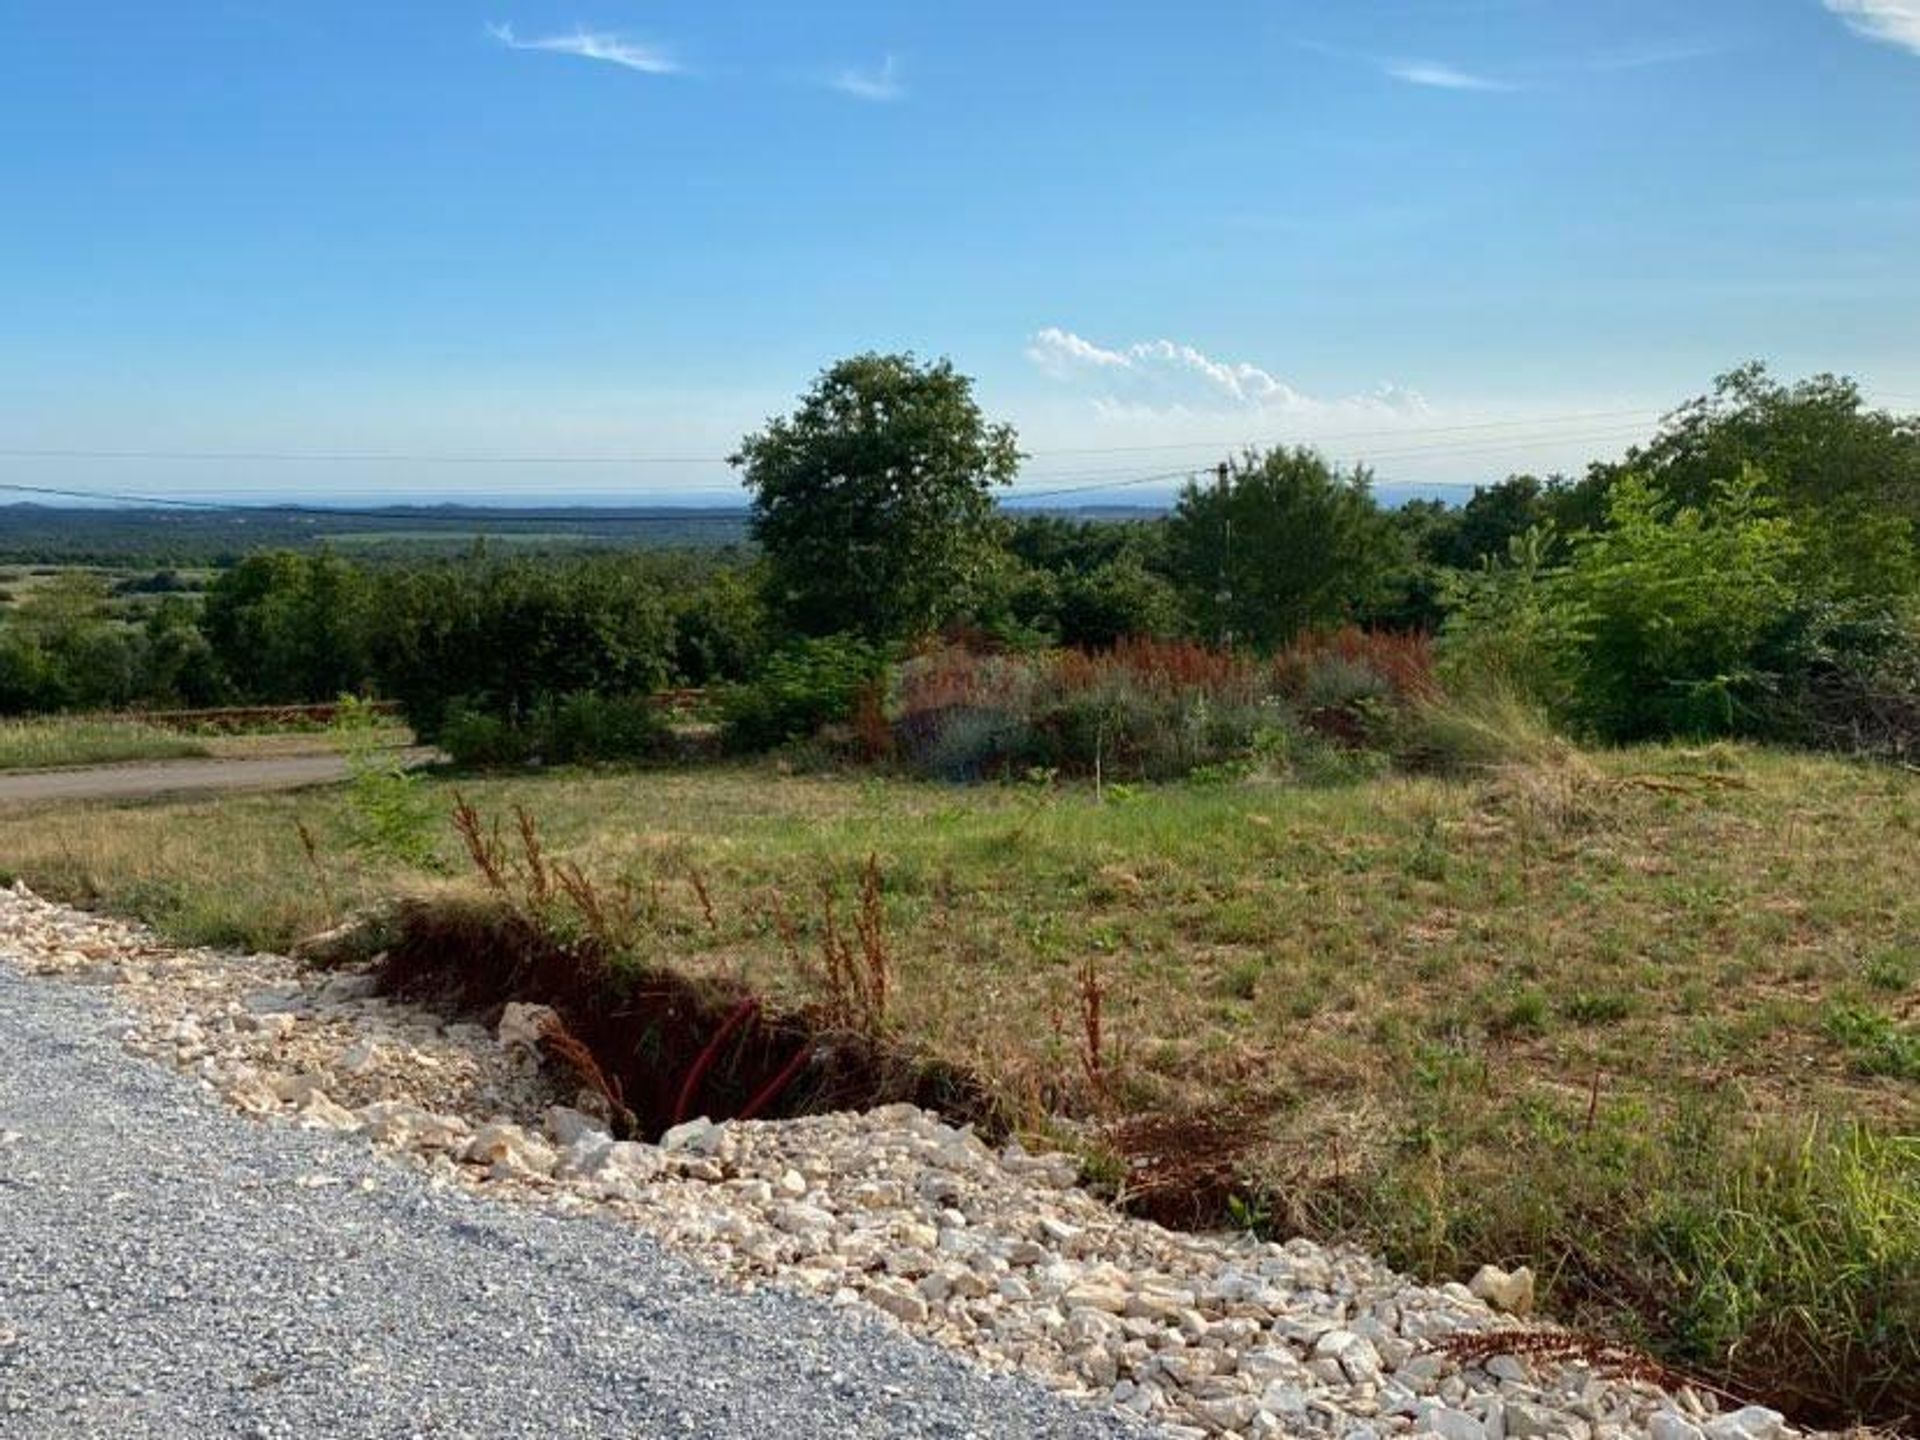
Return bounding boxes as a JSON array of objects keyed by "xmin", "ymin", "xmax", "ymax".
[{"xmin": 0, "ymin": 716, "xmax": 208, "ymax": 771}]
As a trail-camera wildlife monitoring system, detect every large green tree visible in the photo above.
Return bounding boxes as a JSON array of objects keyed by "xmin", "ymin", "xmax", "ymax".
[
  {"xmin": 199, "ymin": 550, "xmax": 371, "ymax": 702},
  {"xmin": 732, "ymin": 353, "xmax": 1021, "ymax": 641},
  {"xmin": 1167, "ymin": 447, "xmax": 1399, "ymax": 648},
  {"xmin": 1548, "ymin": 365, "xmax": 1920, "ymax": 588}
]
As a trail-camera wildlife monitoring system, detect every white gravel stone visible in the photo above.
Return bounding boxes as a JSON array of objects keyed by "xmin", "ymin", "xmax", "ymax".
[
  {"xmin": 1703, "ymin": 1409, "xmax": 1787, "ymax": 1440},
  {"xmin": 0, "ymin": 882, "xmax": 1825, "ymax": 1440}
]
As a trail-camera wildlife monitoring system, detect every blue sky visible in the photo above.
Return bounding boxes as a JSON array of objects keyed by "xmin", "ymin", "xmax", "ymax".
[{"xmin": 2, "ymin": 0, "xmax": 1918, "ymax": 505}]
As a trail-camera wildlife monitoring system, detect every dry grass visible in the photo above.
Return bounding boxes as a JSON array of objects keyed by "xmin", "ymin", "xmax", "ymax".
[
  {"xmin": 0, "ymin": 746, "xmax": 1915, "ymax": 1421},
  {"xmin": 0, "ymin": 717, "xmax": 209, "ymax": 771},
  {"xmin": 1, "ymin": 750, "xmax": 1913, "ymax": 1120}
]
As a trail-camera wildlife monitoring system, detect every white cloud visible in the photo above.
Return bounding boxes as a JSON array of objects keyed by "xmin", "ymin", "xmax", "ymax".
[
  {"xmin": 1587, "ymin": 39, "xmax": 1730, "ymax": 71},
  {"xmin": 1824, "ymin": 0, "xmax": 1920, "ymax": 54},
  {"xmin": 1025, "ymin": 328, "xmax": 1430, "ymax": 421},
  {"xmin": 1384, "ymin": 59, "xmax": 1514, "ymax": 90},
  {"xmin": 486, "ymin": 21, "xmax": 680, "ymax": 76},
  {"xmin": 830, "ymin": 55, "xmax": 905, "ymax": 101}
]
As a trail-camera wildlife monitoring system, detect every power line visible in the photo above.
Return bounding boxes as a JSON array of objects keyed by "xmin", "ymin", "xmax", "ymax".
[
  {"xmin": 1005, "ymin": 469, "xmax": 1200, "ymax": 501},
  {"xmin": 0, "ymin": 403, "xmax": 1671, "ymax": 469},
  {"xmin": 0, "ymin": 447, "xmax": 726, "ymax": 467},
  {"xmin": 1006, "ymin": 406, "xmax": 1665, "ymax": 457},
  {"xmin": 1, "ymin": 394, "xmax": 1912, "ymax": 475}
]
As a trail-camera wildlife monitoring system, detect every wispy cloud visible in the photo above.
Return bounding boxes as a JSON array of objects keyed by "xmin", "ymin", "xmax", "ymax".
[
  {"xmin": 1588, "ymin": 39, "xmax": 1731, "ymax": 71},
  {"xmin": 830, "ymin": 55, "xmax": 905, "ymax": 102},
  {"xmin": 1383, "ymin": 59, "xmax": 1515, "ymax": 90},
  {"xmin": 1823, "ymin": 0, "xmax": 1920, "ymax": 55},
  {"xmin": 486, "ymin": 21, "xmax": 680, "ymax": 76},
  {"xmin": 1026, "ymin": 328, "xmax": 1429, "ymax": 421}
]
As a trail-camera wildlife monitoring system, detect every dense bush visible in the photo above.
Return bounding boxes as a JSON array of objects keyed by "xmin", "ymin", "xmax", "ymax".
[
  {"xmin": 1167, "ymin": 448, "xmax": 1404, "ymax": 647},
  {"xmin": 1442, "ymin": 469, "xmax": 1919, "ymax": 744},
  {"xmin": 889, "ymin": 632, "xmax": 1435, "ymax": 782},
  {"xmin": 201, "ymin": 551, "xmax": 371, "ymax": 702},
  {"xmin": 441, "ymin": 692, "xmax": 670, "ymax": 768},
  {"xmin": 667, "ymin": 566, "xmax": 769, "ymax": 686},
  {"xmin": 0, "ymin": 573, "xmax": 222, "ymax": 714},
  {"xmin": 718, "ymin": 634, "xmax": 886, "ymax": 751},
  {"xmin": 367, "ymin": 556, "xmax": 675, "ymax": 738}
]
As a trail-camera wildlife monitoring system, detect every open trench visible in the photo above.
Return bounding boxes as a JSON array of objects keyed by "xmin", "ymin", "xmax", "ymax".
[{"xmin": 371, "ymin": 899, "xmax": 994, "ymax": 1143}]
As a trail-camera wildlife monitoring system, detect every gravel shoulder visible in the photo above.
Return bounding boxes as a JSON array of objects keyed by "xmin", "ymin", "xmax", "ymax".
[
  {"xmin": 0, "ymin": 964, "xmax": 1137, "ymax": 1439},
  {"xmin": 0, "ymin": 889, "xmax": 1806, "ymax": 1440}
]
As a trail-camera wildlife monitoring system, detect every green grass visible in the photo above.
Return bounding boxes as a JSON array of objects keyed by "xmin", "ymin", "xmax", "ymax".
[
  {"xmin": 0, "ymin": 744, "xmax": 1914, "ymax": 1422},
  {"xmin": 0, "ymin": 717, "xmax": 209, "ymax": 771}
]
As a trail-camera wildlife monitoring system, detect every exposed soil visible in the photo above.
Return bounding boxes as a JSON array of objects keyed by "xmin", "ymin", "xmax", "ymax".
[{"xmin": 374, "ymin": 897, "xmax": 993, "ymax": 1141}]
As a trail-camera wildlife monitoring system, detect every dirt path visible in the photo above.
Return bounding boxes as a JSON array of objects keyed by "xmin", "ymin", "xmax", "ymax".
[{"xmin": 0, "ymin": 749, "xmax": 434, "ymax": 807}]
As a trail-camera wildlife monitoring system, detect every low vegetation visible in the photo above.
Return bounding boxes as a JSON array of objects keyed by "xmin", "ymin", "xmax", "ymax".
[
  {"xmin": 1, "ymin": 743, "xmax": 1914, "ymax": 1424},
  {"xmin": 0, "ymin": 716, "xmax": 208, "ymax": 771},
  {"xmin": 2, "ymin": 356, "xmax": 1916, "ymax": 1425}
]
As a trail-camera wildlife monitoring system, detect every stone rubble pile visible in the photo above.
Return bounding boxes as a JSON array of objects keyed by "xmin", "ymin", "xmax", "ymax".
[{"xmin": 0, "ymin": 883, "xmax": 1804, "ymax": 1440}]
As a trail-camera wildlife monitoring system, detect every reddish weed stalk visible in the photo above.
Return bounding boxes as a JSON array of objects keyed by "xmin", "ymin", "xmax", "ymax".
[
  {"xmin": 814, "ymin": 855, "xmax": 893, "ymax": 1035},
  {"xmin": 293, "ymin": 818, "xmax": 337, "ymax": 926},
  {"xmin": 1078, "ymin": 955, "xmax": 1108, "ymax": 1100},
  {"xmin": 689, "ymin": 869, "xmax": 718, "ymax": 933}
]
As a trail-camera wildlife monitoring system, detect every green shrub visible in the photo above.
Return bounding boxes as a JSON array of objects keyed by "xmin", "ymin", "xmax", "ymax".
[
  {"xmin": 1442, "ymin": 465, "xmax": 1920, "ymax": 750},
  {"xmin": 720, "ymin": 634, "xmax": 885, "ymax": 751},
  {"xmin": 1554, "ymin": 471, "xmax": 1808, "ymax": 739},
  {"xmin": 1648, "ymin": 1123, "xmax": 1920, "ymax": 1420},
  {"xmin": 669, "ymin": 567, "xmax": 769, "ymax": 685},
  {"xmin": 441, "ymin": 692, "xmax": 669, "ymax": 769},
  {"xmin": 369, "ymin": 555, "xmax": 674, "ymax": 739},
  {"xmin": 440, "ymin": 707, "xmax": 527, "ymax": 768},
  {"xmin": 331, "ymin": 696, "xmax": 439, "ymax": 869},
  {"xmin": 542, "ymin": 692, "xmax": 669, "ymax": 764},
  {"xmin": 1821, "ymin": 1001, "xmax": 1920, "ymax": 1081}
]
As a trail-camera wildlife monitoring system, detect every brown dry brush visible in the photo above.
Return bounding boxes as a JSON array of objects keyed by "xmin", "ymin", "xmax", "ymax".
[
  {"xmin": 514, "ymin": 805, "xmax": 552, "ymax": 905},
  {"xmin": 1105, "ymin": 1108, "xmax": 1253, "ymax": 1231},
  {"xmin": 854, "ymin": 853, "xmax": 890, "ymax": 1027},
  {"xmin": 1078, "ymin": 955, "xmax": 1107, "ymax": 1099},
  {"xmin": 551, "ymin": 857, "xmax": 644, "ymax": 952},
  {"xmin": 451, "ymin": 793, "xmax": 510, "ymax": 893},
  {"xmin": 766, "ymin": 887, "xmax": 802, "ymax": 972},
  {"xmin": 419, "ymin": 801, "xmax": 952, "ymax": 1133},
  {"xmin": 813, "ymin": 855, "xmax": 893, "ymax": 1035},
  {"xmin": 1437, "ymin": 1329, "xmax": 1738, "ymax": 1408},
  {"xmin": 293, "ymin": 818, "xmax": 337, "ymax": 926},
  {"xmin": 689, "ymin": 869, "xmax": 718, "ymax": 933},
  {"xmin": 537, "ymin": 1012, "xmax": 639, "ymax": 1138}
]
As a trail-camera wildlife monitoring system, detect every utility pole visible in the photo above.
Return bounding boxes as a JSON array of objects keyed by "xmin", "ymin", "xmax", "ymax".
[{"xmin": 1214, "ymin": 460, "xmax": 1233, "ymax": 650}]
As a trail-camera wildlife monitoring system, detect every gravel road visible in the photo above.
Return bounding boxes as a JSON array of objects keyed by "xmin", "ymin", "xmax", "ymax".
[
  {"xmin": 0, "ymin": 749, "xmax": 442, "ymax": 807},
  {"xmin": 0, "ymin": 754, "xmax": 357, "ymax": 806},
  {"xmin": 0, "ymin": 965, "xmax": 1140, "ymax": 1439}
]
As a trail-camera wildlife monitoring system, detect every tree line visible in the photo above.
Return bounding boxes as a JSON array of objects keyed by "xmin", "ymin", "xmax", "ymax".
[{"xmin": 2, "ymin": 354, "xmax": 1914, "ymax": 757}]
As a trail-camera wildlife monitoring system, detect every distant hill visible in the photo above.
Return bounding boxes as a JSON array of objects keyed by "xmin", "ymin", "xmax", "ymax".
[
  {"xmin": 0, "ymin": 504, "xmax": 755, "ymax": 565},
  {"xmin": 0, "ymin": 486, "xmax": 1469, "ymax": 565}
]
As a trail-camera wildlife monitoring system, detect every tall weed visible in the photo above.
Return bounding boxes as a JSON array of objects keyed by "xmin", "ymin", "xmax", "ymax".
[{"xmin": 331, "ymin": 695, "xmax": 439, "ymax": 869}]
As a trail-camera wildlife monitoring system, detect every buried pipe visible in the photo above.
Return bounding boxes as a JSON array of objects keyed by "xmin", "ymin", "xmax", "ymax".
[
  {"xmin": 672, "ymin": 996, "xmax": 759, "ymax": 1126},
  {"xmin": 736, "ymin": 1042, "xmax": 813, "ymax": 1122}
]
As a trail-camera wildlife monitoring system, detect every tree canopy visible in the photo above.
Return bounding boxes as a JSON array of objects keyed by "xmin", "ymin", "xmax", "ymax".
[
  {"xmin": 1166, "ymin": 448, "xmax": 1399, "ymax": 648},
  {"xmin": 732, "ymin": 353, "xmax": 1021, "ymax": 641}
]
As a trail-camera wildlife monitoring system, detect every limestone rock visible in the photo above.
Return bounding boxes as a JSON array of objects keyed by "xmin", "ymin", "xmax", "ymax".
[
  {"xmin": 1468, "ymin": 1264, "xmax": 1536, "ymax": 1317},
  {"xmin": 495, "ymin": 1002, "xmax": 556, "ymax": 1054},
  {"xmin": 463, "ymin": 1121, "xmax": 556, "ymax": 1178}
]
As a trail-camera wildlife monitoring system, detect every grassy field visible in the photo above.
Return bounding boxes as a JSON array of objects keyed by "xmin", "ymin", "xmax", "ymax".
[
  {"xmin": 0, "ymin": 717, "xmax": 211, "ymax": 771},
  {"xmin": 0, "ymin": 746, "xmax": 1914, "ymax": 1420}
]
